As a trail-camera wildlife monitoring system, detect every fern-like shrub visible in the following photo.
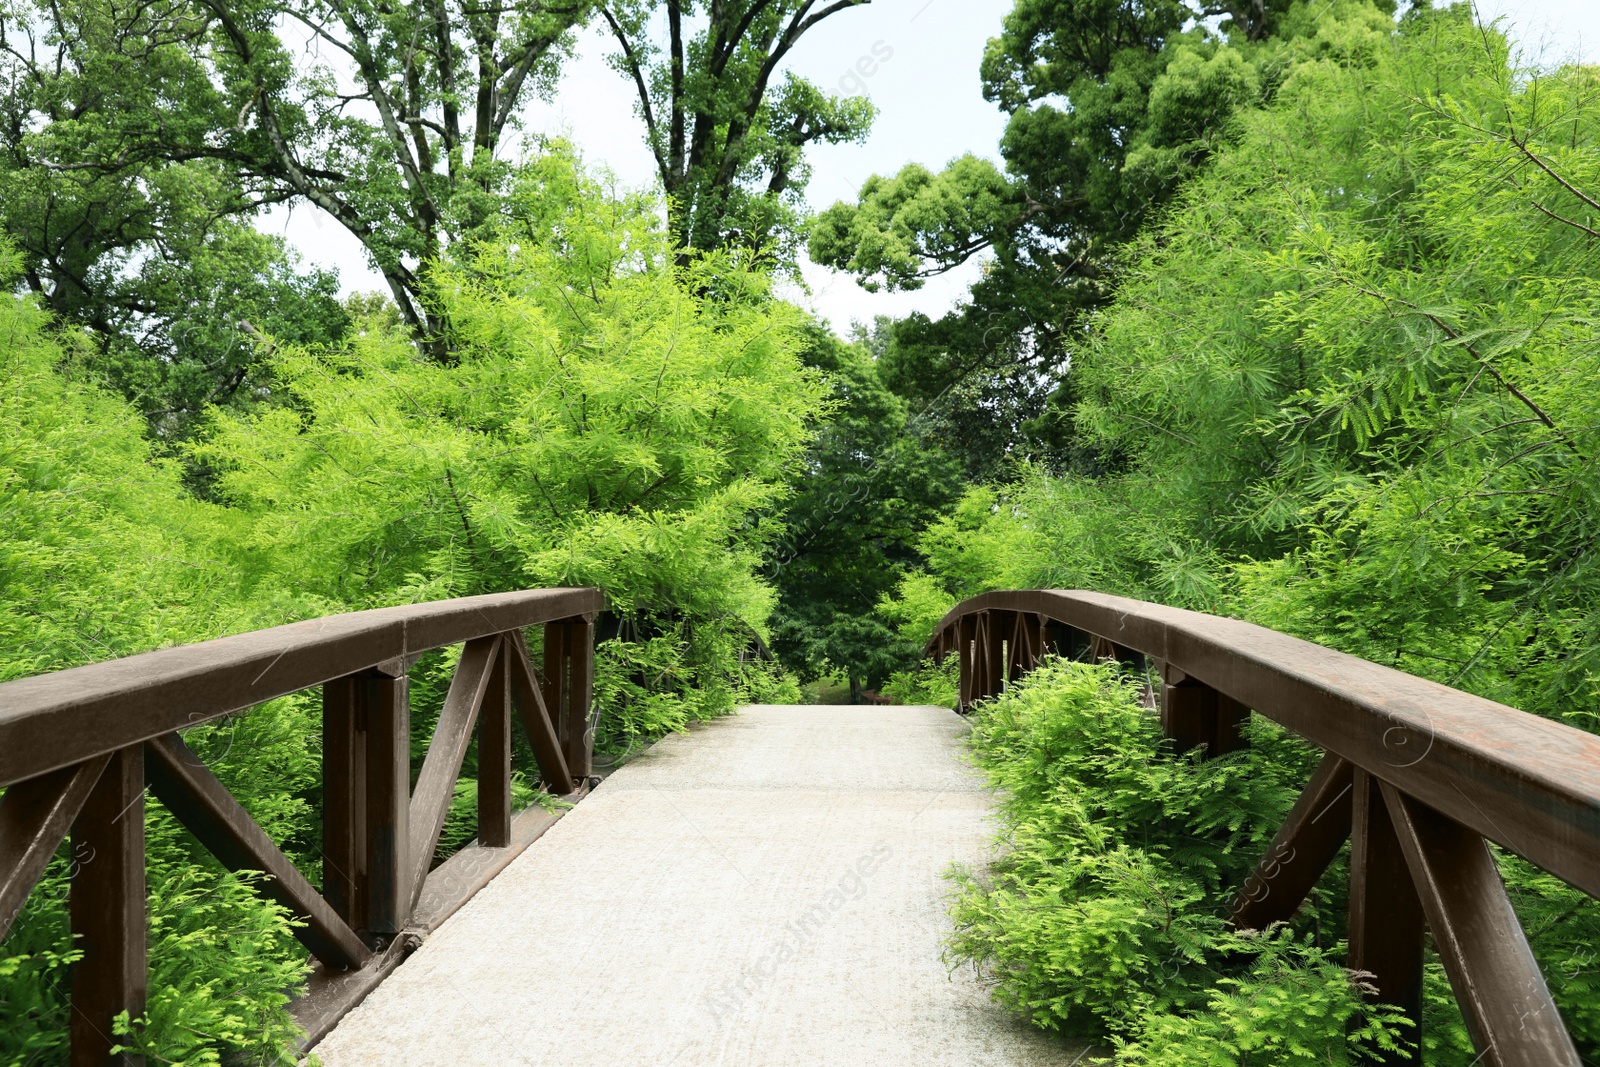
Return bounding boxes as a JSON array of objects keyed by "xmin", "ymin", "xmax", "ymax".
[{"xmin": 948, "ymin": 658, "xmax": 1410, "ymax": 1062}]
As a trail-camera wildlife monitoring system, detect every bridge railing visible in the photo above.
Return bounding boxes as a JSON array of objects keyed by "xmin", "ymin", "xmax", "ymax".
[
  {"xmin": 0, "ymin": 587, "xmax": 602, "ymax": 1061},
  {"xmin": 928, "ymin": 589, "xmax": 1600, "ymax": 1067}
]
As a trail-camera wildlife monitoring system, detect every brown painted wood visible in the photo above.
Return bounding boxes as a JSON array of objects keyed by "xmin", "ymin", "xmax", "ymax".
[
  {"xmin": 984, "ymin": 611, "xmax": 1006, "ymax": 697},
  {"xmin": 407, "ymin": 636, "xmax": 500, "ymax": 905},
  {"xmin": 478, "ymin": 642, "xmax": 512, "ymax": 848},
  {"xmin": 0, "ymin": 588, "xmax": 603, "ymax": 789},
  {"xmin": 321, "ymin": 675, "xmax": 364, "ymax": 929},
  {"xmin": 925, "ymin": 589, "xmax": 1600, "ymax": 900},
  {"xmin": 1161, "ymin": 675, "xmax": 1249, "ymax": 757},
  {"xmin": 1349, "ymin": 769, "xmax": 1424, "ymax": 1060},
  {"xmin": 564, "ymin": 618, "xmax": 595, "ymax": 780},
  {"xmin": 1231, "ymin": 754, "xmax": 1353, "ymax": 930},
  {"xmin": 69, "ymin": 744, "xmax": 144, "ymax": 1067},
  {"xmin": 541, "ymin": 620, "xmax": 567, "ymax": 746},
  {"xmin": 363, "ymin": 673, "xmax": 409, "ymax": 935},
  {"xmin": 1381, "ymin": 782, "xmax": 1580, "ymax": 1067},
  {"xmin": 0, "ymin": 754, "xmax": 110, "ymax": 942},
  {"xmin": 144, "ymin": 733, "xmax": 369, "ymax": 970},
  {"xmin": 506, "ymin": 630, "xmax": 574, "ymax": 794},
  {"xmin": 957, "ymin": 614, "xmax": 976, "ymax": 712}
]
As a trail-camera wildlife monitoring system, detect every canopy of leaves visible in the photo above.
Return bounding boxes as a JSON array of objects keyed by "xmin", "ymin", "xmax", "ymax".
[
  {"xmin": 599, "ymin": 0, "xmax": 877, "ymax": 267},
  {"xmin": 808, "ymin": 0, "xmax": 1401, "ymax": 474},
  {"xmin": 764, "ymin": 320, "xmax": 962, "ymax": 693}
]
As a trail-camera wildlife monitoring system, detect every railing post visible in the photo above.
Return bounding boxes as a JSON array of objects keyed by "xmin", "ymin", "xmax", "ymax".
[
  {"xmin": 477, "ymin": 638, "xmax": 513, "ymax": 847},
  {"xmin": 364, "ymin": 668, "xmax": 410, "ymax": 935},
  {"xmin": 1160, "ymin": 665, "xmax": 1250, "ymax": 758},
  {"xmin": 322, "ymin": 676, "xmax": 367, "ymax": 932},
  {"xmin": 982, "ymin": 611, "xmax": 1006, "ymax": 698},
  {"xmin": 1349, "ymin": 768, "xmax": 1424, "ymax": 1061},
  {"xmin": 70, "ymin": 744, "xmax": 145, "ymax": 1066},
  {"xmin": 543, "ymin": 616, "xmax": 595, "ymax": 786},
  {"xmin": 957, "ymin": 615, "xmax": 977, "ymax": 713},
  {"xmin": 567, "ymin": 617, "xmax": 595, "ymax": 781}
]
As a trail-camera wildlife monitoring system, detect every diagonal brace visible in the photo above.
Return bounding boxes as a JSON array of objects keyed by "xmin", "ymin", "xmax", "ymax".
[
  {"xmin": 145, "ymin": 732, "xmax": 369, "ymax": 970},
  {"xmin": 0, "ymin": 754, "xmax": 111, "ymax": 942}
]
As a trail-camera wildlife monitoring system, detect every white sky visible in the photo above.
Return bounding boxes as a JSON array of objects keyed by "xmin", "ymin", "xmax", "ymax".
[{"xmin": 261, "ymin": 0, "xmax": 1600, "ymax": 336}]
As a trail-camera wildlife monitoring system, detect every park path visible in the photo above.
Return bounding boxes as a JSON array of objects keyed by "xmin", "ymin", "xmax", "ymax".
[{"xmin": 312, "ymin": 705, "xmax": 1086, "ymax": 1066}]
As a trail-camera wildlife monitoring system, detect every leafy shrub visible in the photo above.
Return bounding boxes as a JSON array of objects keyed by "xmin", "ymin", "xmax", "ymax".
[{"xmin": 948, "ymin": 658, "xmax": 1407, "ymax": 1060}]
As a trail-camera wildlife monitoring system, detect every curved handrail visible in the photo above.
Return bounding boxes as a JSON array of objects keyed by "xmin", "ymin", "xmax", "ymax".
[
  {"xmin": 0, "ymin": 586, "xmax": 604, "ymax": 1060},
  {"xmin": 929, "ymin": 589, "xmax": 1599, "ymax": 1065},
  {"xmin": 0, "ymin": 587, "xmax": 602, "ymax": 788},
  {"xmin": 927, "ymin": 589, "xmax": 1600, "ymax": 897}
]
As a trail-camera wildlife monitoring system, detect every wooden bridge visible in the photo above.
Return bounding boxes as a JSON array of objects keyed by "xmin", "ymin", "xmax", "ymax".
[{"xmin": 2, "ymin": 587, "xmax": 1597, "ymax": 1064}]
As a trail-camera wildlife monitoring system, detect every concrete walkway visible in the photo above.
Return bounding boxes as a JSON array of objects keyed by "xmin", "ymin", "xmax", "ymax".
[{"xmin": 313, "ymin": 706, "xmax": 1086, "ymax": 1066}]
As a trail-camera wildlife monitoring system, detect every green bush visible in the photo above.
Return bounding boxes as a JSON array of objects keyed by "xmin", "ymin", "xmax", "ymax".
[{"xmin": 948, "ymin": 658, "xmax": 1408, "ymax": 1060}]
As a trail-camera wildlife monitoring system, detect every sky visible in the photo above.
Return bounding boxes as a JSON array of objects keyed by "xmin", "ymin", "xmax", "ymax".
[{"xmin": 261, "ymin": 0, "xmax": 1600, "ymax": 335}]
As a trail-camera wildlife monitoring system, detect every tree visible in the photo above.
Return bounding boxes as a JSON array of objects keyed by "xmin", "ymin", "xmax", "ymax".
[
  {"xmin": 766, "ymin": 321, "xmax": 961, "ymax": 697},
  {"xmin": 809, "ymin": 0, "xmax": 1383, "ymax": 471},
  {"xmin": 0, "ymin": 12, "xmax": 350, "ymax": 436},
  {"xmin": 1, "ymin": 0, "xmax": 596, "ymax": 358},
  {"xmin": 597, "ymin": 0, "xmax": 877, "ymax": 265}
]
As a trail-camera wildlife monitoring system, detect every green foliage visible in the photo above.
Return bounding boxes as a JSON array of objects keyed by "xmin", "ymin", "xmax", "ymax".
[
  {"xmin": 948, "ymin": 658, "xmax": 1407, "ymax": 1060},
  {"xmin": 810, "ymin": 0, "xmax": 1402, "ymax": 476},
  {"xmin": 0, "ymin": 273, "xmax": 326, "ymax": 1063},
  {"xmin": 196, "ymin": 151, "xmax": 824, "ymax": 631},
  {"xmin": 598, "ymin": 1, "xmax": 877, "ymax": 267},
  {"xmin": 879, "ymin": 655, "xmax": 957, "ymax": 707},
  {"xmin": 766, "ymin": 322, "xmax": 962, "ymax": 694}
]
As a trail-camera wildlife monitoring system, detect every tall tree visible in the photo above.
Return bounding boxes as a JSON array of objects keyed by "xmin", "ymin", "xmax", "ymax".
[
  {"xmin": 597, "ymin": 0, "xmax": 876, "ymax": 265},
  {"xmin": 808, "ymin": 0, "xmax": 1371, "ymax": 472},
  {"xmin": 1, "ymin": 0, "xmax": 595, "ymax": 359},
  {"xmin": 766, "ymin": 321, "xmax": 961, "ymax": 697}
]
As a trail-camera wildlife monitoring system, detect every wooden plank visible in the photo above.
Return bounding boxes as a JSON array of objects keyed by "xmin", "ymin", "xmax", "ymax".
[
  {"xmin": 1161, "ymin": 674, "xmax": 1250, "ymax": 757},
  {"xmin": 321, "ymin": 675, "xmax": 364, "ymax": 929},
  {"xmin": 1231, "ymin": 753, "xmax": 1353, "ymax": 930},
  {"xmin": 407, "ymin": 636, "xmax": 500, "ymax": 906},
  {"xmin": 1349, "ymin": 769, "xmax": 1423, "ymax": 1061},
  {"xmin": 541, "ymin": 620, "xmax": 567, "ymax": 746},
  {"xmin": 506, "ymin": 630, "xmax": 574, "ymax": 795},
  {"xmin": 0, "ymin": 588, "xmax": 604, "ymax": 789},
  {"xmin": 144, "ymin": 733, "xmax": 369, "ymax": 970},
  {"xmin": 1381, "ymin": 782, "xmax": 1580, "ymax": 1067},
  {"xmin": 564, "ymin": 617, "xmax": 595, "ymax": 780},
  {"xmin": 69, "ymin": 744, "xmax": 145, "ymax": 1067},
  {"xmin": 984, "ymin": 612, "xmax": 1006, "ymax": 697},
  {"xmin": 478, "ymin": 643, "xmax": 512, "ymax": 848},
  {"xmin": 364, "ymin": 673, "xmax": 410, "ymax": 935},
  {"xmin": 0, "ymin": 754, "xmax": 110, "ymax": 942},
  {"xmin": 957, "ymin": 615, "xmax": 976, "ymax": 712}
]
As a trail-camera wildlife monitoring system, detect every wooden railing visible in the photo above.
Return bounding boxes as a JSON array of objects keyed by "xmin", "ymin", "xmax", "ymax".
[
  {"xmin": 0, "ymin": 588, "xmax": 602, "ymax": 1063},
  {"xmin": 928, "ymin": 589, "xmax": 1600, "ymax": 1067}
]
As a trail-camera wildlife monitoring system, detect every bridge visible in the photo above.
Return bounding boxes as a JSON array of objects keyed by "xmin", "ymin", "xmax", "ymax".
[{"xmin": 2, "ymin": 587, "xmax": 1597, "ymax": 1064}]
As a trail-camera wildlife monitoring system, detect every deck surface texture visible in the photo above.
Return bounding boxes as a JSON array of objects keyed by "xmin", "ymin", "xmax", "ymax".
[{"xmin": 313, "ymin": 705, "xmax": 1085, "ymax": 1066}]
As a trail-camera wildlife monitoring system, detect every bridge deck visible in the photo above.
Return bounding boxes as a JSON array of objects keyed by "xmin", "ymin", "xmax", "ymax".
[{"xmin": 314, "ymin": 705, "xmax": 1083, "ymax": 1065}]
